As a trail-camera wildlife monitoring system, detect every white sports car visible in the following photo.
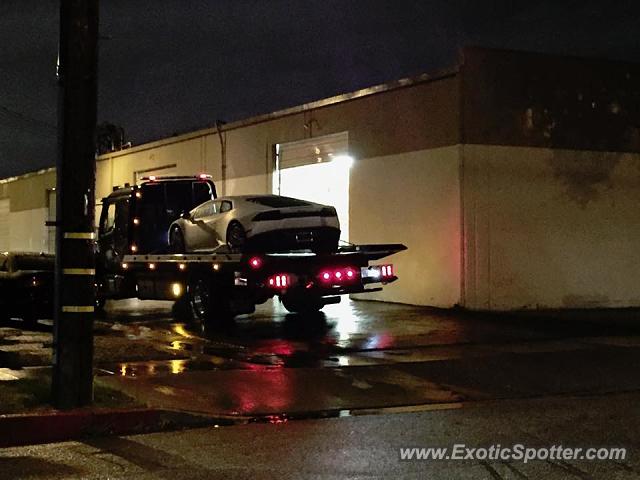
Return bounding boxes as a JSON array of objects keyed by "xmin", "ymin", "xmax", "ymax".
[{"xmin": 168, "ymin": 195, "xmax": 340, "ymax": 253}]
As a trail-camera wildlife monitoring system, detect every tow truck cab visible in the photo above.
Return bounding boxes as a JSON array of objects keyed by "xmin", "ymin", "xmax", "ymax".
[{"xmin": 97, "ymin": 176, "xmax": 216, "ymax": 298}]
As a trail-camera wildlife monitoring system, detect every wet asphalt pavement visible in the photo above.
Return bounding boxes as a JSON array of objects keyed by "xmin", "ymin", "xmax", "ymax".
[
  {"xmin": 82, "ymin": 298, "xmax": 640, "ymax": 417},
  {"xmin": 4, "ymin": 298, "xmax": 640, "ymax": 415},
  {"xmin": 99, "ymin": 297, "xmax": 634, "ymax": 373},
  {"xmin": 4, "ymin": 299, "xmax": 640, "ymax": 478}
]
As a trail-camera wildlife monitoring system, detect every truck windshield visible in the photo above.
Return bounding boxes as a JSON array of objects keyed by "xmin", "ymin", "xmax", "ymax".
[
  {"xmin": 135, "ymin": 180, "xmax": 215, "ymax": 253},
  {"xmin": 166, "ymin": 182, "xmax": 196, "ymax": 218},
  {"xmin": 194, "ymin": 181, "xmax": 214, "ymax": 205}
]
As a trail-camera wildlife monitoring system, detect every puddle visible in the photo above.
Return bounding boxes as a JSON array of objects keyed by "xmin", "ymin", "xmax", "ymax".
[
  {"xmin": 241, "ymin": 354, "xmax": 284, "ymax": 366},
  {"xmin": 97, "ymin": 356, "xmax": 256, "ymax": 377},
  {"xmin": 246, "ymin": 409, "xmax": 352, "ymax": 424},
  {"xmin": 169, "ymin": 341, "xmax": 194, "ymax": 351},
  {"xmin": 245, "ymin": 402, "xmax": 463, "ymax": 424}
]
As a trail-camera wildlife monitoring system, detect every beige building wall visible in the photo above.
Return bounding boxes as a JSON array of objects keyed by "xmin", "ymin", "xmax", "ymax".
[
  {"xmin": 0, "ymin": 74, "xmax": 464, "ymax": 307},
  {"xmin": 94, "ymin": 74, "xmax": 460, "ymax": 199},
  {"xmin": 4, "ymin": 170, "xmax": 55, "ymax": 212},
  {"xmin": 97, "ymin": 137, "xmax": 206, "ymax": 200},
  {"xmin": 0, "ymin": 170, "xmax": 55, "ymax": 252},
  {"xmin": 351, "ymin": 146, "xmax": 462, "ymax": 307},
  {"xmin": 462, "ymin": 144, "xmax": 640, "ymax": 310},
  {"xmin": 9, "ymin": 208, "xmax": 49, "ymax": 252},
  {"xmin": 219, "ymin": 114, "xmax": 306, "ymax": 196}
]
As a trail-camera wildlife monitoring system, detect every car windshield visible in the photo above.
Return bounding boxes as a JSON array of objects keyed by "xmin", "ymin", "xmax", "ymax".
[
  {"xmin": 246, "ymin": 196, "xmax": 312, "ymax": 208},
  {"xmin": 11, "ymin": 255, "xmax": 54, "ymax": 272}
]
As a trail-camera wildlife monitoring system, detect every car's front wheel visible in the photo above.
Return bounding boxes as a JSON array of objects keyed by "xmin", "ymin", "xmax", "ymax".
[
  {"xmin": 226, "ymin": 222, "xmax": 246, "ymax": 252},
  {"xmin": 170, "ymin": 227, "xmax": 186, "ymax": 253}
]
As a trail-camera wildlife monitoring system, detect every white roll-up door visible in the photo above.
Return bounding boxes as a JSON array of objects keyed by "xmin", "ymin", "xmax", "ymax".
[
  {"xmin": 0, "ymin": 199, "xmax": 10, "ymax": 252},
  {"xmin": 274, "ymin": 132, "xmax": 352, "ymax": 242}
]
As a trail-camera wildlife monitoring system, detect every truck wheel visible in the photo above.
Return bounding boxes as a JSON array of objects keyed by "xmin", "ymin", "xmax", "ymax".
[
  {"xmin": 281, "ymin": 295, "xmax": 324, "ymax": 314},
  {"xmin": 171, "ymin": 295, "xmax": 192, "ymax": 321},
  {"xmin": 22, "ymin": 308, "xmax": 39, "ymax": 329},
  {"xmin": 170, "ymin": 228, "xmax": 186, "ymax": 253},
  {"xmin": 189, "ymin": 276, "xmax": 211, "ymax": 321},
  {"xmin": 188, "ymin": 276, "xmax": 234, "ymax": 327},
  {"xmin": 95, "ymin": 295, "xmax": 106, "ymax": 313},
  {"xmin": 226, "ymin": 222, "xmax": 246, "ymax": 252}
]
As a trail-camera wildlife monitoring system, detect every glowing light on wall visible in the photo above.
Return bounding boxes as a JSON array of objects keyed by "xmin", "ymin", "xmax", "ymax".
[{"xmin": 274, "ymin": 154, "xmax": 353, "ymax": 241}]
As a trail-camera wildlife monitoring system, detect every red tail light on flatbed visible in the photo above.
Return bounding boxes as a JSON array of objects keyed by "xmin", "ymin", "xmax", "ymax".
[
  {"xmin": 268, "ymin": 274, "xmax": 290, "ymax": 289},
  {"xmin": 318, "ymin": 267, "xmax": 360, "ymax": 286}
]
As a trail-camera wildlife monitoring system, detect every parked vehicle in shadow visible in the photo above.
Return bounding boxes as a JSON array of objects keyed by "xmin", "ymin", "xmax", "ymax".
[{"xmin": 0, "ymin": 252, "xmax": 54, "ymax": 327}]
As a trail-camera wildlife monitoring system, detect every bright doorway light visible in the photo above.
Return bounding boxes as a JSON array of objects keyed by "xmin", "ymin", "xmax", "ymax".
[
  {"xmin": 331, "ymin": 155, "xmax": 354, "ymax": 168},
  {"xmin": 274, "ymin": 155, "xmax": 352, "ymax": 242}
]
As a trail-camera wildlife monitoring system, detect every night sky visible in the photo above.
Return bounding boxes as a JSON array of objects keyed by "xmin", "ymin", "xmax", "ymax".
[{"xmin": 1, "ymin": 0, "xmax": 639, "ymax": 178}]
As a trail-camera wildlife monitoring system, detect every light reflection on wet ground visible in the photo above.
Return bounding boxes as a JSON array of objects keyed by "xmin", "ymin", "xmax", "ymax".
[
  {"xmin": 93, "ymin": 298, "xmax": 415, "ymax": 376},
  {"xmin": 7, "ymin": 299, "xmax": 640, "ymax": 422},
  {"xmin": 90, "ymin": 297, "xmax": 640, "ymax": 379},
  {"xmin": 6, "ymin": 297, "xmax": 640, "ymax": 381}
]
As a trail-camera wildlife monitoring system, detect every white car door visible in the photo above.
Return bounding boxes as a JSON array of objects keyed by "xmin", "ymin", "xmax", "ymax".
[
  {"xmin": 192, "ymin": 201, "xmax": 232, "ymax": 251},
  {"xmin": 186, "ymin": 201, "xmax": 217, "ymax": 251}
]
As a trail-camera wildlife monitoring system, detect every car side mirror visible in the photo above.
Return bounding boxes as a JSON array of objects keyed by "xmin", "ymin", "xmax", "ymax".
[{"xmin": 181, "ymin": 211, "xmax": 192, "ymax": 221}]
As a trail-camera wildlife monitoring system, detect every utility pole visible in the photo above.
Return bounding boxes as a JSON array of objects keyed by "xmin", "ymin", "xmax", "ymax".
[{"xmin": 52, "ymin": 0, "xmax": 99, "ymax": 409}]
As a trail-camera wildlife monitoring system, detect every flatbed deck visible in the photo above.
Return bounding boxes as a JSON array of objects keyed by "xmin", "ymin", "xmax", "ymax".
[{"xmin": 122, "ymin": 243, "xmax": 406, "ymax": 265}]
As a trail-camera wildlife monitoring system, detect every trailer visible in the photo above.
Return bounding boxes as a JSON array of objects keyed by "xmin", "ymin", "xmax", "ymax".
[{"xmin": 96, "ymin": 175, "xmax": 406, "ymax": 324}]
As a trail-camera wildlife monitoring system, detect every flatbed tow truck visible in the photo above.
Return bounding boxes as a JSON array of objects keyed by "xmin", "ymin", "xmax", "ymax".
[{"xmin": 97, "ymin": 175, "xmax": 406, "ymax": 324}]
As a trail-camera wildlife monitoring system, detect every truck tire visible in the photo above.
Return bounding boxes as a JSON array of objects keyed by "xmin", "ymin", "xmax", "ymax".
[
  {"xmin": 95, "ymin": 295, "xmax": 106, "ymax": 314},
  {"xmin": 188, "ymin": 275, "xmax": 234, "ymax": 327},
  {"xmin": 22, "ymin": 306, "xmax": 39, "ymax": 329},
  {"xmin": 171, "ymin": 295, "xmax": 192, "ymax": 321},
  {"xmin": 281, "ymin": 294, "xmax": 324, "ymax": 314}
]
